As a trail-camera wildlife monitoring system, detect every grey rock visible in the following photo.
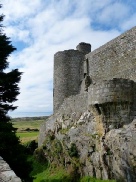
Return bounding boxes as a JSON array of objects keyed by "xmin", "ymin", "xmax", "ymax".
[{"xmin": 0, "ymin": 157, "xmax": 21, "ymax": 182}]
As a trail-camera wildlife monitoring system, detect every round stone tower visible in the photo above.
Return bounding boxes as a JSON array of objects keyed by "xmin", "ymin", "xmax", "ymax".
[
  {"xmin": 53, "ymin": 50, "xmax": 84, "ymax": 113},
  {"xmin": 53, "ymin": 43, "xmax": 91, "ymax": 113}
]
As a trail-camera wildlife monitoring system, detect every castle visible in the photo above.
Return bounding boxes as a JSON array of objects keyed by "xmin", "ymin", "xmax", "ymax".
[
  {"xmin": 39, "ymin": 27, "xmax": 136, "ymax": 181},
  {"xmin": 53, "ymin": 26, "xmax": 136, "ymax": 127}
]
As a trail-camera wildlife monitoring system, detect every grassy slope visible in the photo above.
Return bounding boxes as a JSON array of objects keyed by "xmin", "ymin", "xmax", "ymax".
[{"xmin": 29, "ymin": 156, "xmax": 116, "ymax": 182}]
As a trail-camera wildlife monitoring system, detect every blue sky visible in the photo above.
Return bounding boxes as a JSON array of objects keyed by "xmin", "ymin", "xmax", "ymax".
[{"xmin": 1, "ymin": 0, "xmax": 136, "ymax": 117}]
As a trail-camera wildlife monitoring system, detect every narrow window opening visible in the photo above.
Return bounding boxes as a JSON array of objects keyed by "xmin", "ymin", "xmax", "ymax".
[
  {"xmin": 86, "ymin": 59, "xmax": 89, "ymax": 75},
  {"xmin": 84, "ymin": 73, "xmax": 87, "ymax": 78}
]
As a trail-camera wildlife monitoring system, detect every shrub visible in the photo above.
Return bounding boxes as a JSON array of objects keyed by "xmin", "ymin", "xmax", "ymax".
[
  {"xmin": 24, "ymin": 140, "xmax": 38, "ymax": 154},
  {"xmin": 34, "ymin": 147, "xmax": 47, "ymax": 163},
  {"xmin": 68, "ymin": 143, "xmax": 79, "ymax": 157}
]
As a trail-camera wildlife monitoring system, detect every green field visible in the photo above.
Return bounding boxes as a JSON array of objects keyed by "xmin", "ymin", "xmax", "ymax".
[
  {"xmin": 16, "ymin": 132, "xmax": 39, "ymax": 143},
  {"xmin": 12, "ymin": 117, "xmax": 47, "ymax": 130},
  {"xmin": 11, "ymin": 117, "xmax": 47, "ymax": 143}
]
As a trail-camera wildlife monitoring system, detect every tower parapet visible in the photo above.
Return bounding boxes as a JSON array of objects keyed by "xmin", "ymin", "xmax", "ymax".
[
  {"xmin": 88, "ymin": 78, "xmax": 135, "ymax": 127},
  {"xmin": 76, "ymin": 42, "xmax": 91, "ymax": 55}
]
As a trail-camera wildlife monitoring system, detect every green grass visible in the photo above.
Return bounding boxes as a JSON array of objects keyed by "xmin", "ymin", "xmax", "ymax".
[
  {"xmin": 17, "ymin": 132, "xmax": 39, "ymax": 138},
  {"xmin": 29, "ymin": 156, "xmax": 75, "ymax": 182},
  {"xmin": 11, "ymin": 118, "xmax": 46, "ymax": 143},
  {"xmin": 17, "ymin": 132, "xmax": 39, "ymax": 143},
  {"xmin": 12, "ymin": 119, "xmax": 45, "ymax": 130},
  {"xmin": 28, "ymin": 156, "xmax": 116, "ymax": 182},
  {"xmin": 80, "ymin": 176, "xmax": 116, "ymax": 182},
  {"xmin": 33, "ymin": 168, "xmax": 71, "ymax": 182}
]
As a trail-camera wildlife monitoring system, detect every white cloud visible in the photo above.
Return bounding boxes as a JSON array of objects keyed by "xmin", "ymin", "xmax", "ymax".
[
  {"xmin": 1, "ymin": 0, "xmax": 135, "ymax": 116},
  {"xmin": 5, "ymin": 26, "xmax": 30, "ymax": 43},
  {"xmin": 2, "ymin": 0, "xmax": 43, "ymax": 23},
  {"xmin": 98, "ymin": 2, "xmax": 130, "ymax": 24}
]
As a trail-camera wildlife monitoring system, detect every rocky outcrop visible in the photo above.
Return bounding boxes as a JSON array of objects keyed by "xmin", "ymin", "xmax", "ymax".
[
  {"xmin": 104, "ymin": 119, "xmax": 136, "ymax": 181},
  {"xmin": 0, "ymin": 157, "xmax": 21, "ymax": 182},
  {"xmin": 38, "ymin": 109, "xmax": 136, "ymax": 181}
]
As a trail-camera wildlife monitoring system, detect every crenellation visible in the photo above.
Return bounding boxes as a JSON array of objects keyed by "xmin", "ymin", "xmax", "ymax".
[{"xmin": 76, "ymin": 42, "xmax": 91, "ymax": 55}]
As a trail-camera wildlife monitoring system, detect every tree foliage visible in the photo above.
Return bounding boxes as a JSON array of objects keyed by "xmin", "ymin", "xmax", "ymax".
[{"xmin": 0, "ymin": 5, "xmax": 32, "ymax": 181}]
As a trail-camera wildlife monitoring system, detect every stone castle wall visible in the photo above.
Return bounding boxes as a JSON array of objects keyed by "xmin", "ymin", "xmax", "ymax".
[
  {"xmin": 88, "ymin": 78, "xmax": 136, "ymax": 126},
  {"xmin": 56, "ymin": 92, "xmax": 88, "ymax": 116},
  {"xmin": 88, "ymin": 78, "xmax": 135, "ymax": 105},
  {"xmin": 54, "ymin": 78, "xmax": 136, "ymax": 127},
  {"xmin": 51, "ymin": 27, "xmax": 136, "ymax": 134},
  {"xmin": 86, "ymin": 26, "xmax": 136, "ymax": 83},
  {"xmin": 53, "ymin": 27, "xmax": 136, "ymax": 114}
]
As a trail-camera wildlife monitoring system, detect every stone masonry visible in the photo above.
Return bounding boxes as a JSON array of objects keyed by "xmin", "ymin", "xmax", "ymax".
[
  {"xmin": 53, "ymin": 26, "xmax": 136, "ymax": 115},
  {"xmin": 85, "ymin": 26, "xmax": 136, "ymax": 83}
]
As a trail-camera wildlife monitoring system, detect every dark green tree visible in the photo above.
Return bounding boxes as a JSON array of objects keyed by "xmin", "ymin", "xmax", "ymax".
[{"xmin": 0, "ymin": 5, "xmax": 32, "ymax": 181}]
